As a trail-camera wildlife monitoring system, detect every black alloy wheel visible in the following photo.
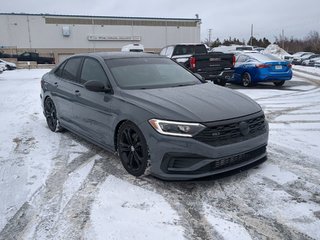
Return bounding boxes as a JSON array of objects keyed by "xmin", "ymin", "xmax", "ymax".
[
  {"xmin": 44, "ymin": 97, "xmax": 63, "ymax": 132},
  {"xmin": 242, "ymin": 72, "xmax": 252, "ymax": 87},
  {"xmin": 117, "ymin": 122, "xmax": 149, "ymax": 177},
  {"xmin": 273, "ymin": 80, "xmax": 285, "ymax": 87}
]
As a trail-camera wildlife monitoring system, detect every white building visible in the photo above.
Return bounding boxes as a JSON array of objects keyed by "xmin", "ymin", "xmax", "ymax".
[{"xmin": 0, "ymin": 13, "xmax": 201, "ymax": 62}]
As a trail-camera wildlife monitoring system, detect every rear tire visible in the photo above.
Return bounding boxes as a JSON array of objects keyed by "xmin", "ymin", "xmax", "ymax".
[
  {"xmin": 242, "ymin": 72, "xmax": 252, "ymax": 87},
  {"xmin": 44, "ymin": 97, "xmax": 64, "ymax": 132},
  {"xmin": 273, "ymin": 80, "xmax": 285, "ymax": 86},
  {"xmin": 117, "ymin": 122, "xmax": 149, "ymax": 177}
]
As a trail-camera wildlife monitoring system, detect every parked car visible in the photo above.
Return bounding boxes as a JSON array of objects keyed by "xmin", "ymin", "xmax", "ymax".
[
  {"xmin": 292, "ymin": 52, "xmax": 314, "ymax": 65},
  {"xmin": 41, "ymin": 52, "xmax": 269, "ymax": 180},
  {"xmin": 17, "ymin": 52, "xmax": 55, "ymax": 64},
  {"xmin": 302, "ymin": 54, "xmax": 320, "ymax": 66},
  {"xmin": 254, "ymin": 47, "xmax": 265, "ymax": 52},
  {"xmin": 160, "ymin": 43, "xmax": 235, "ymax": 86},
  {"xmin": 0, "ymin": 62, "xmax": 6, "ymax": 72},
  {"xmin": 0, "ymin": 59, "xmax": 16, "ymax": 70},
  {"xmin": 121, "ymin": 44, "xmax": 144, "ymax": 52},
  {"xmin": 231, "ymin": 53, "xmax": 292, "ymax": 87},
  {"xmin": 315, "ymin": 59, "xmax": 320, "ymax": 68}
]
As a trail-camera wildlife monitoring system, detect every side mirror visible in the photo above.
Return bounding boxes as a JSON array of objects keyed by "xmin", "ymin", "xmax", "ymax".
[
  {"xmin": 194, "ymin": 73, "xmax": 205, "ymax": 81},
  {"xmin": 84, "ymin": 80, "xmax": 111, "ymax": 93}
]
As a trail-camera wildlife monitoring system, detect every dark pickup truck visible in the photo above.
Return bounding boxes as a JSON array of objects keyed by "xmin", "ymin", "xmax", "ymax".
[
  {"xmin": 17, "ymin": 52, "xmax": 55, "ymax": 64},
  {"xmin": 160, "ymin": 44, "xmax": 235, "ymax": 86}
]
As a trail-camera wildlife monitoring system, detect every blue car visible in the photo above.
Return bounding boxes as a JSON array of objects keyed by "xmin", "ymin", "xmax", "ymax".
[{"xmin": 231, "ymin": 53, "xmax": 292, "ymax": 87}]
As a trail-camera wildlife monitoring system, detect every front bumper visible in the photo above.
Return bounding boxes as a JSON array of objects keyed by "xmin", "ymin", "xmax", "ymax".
[
  {"xmin": 138, "ymin": 117, "xmax": 269, "ymax": 180},
  {"xmin": 198, "ymin": 69, "xmax": 234, "ymax": 81}
]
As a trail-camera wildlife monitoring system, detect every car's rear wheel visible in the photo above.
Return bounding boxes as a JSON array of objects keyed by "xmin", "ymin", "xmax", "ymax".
[
  {"xmin": 273, "ymin": 80, "xmax": 285, "ymax": 86},
  {"xmin": 117, "ymin": 122, "xmax": 149, "ymax": 177},
  {"xmin": 242, "ymin": 72, "xmax": 252, "ymax": 87},
  {"xmin": 44, "ymin": 97, "xmax": 63, "ymax": 132}
]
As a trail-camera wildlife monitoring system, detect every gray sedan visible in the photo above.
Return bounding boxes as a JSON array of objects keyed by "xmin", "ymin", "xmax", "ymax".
[{"xmin": 41, "ymin": 52, "xmax": 268, "ymax": 180}]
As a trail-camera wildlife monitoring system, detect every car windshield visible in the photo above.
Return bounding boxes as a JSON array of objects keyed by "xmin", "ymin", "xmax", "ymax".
[
  {"xmin": 105, "ymin": 57, "xmax": 202, "ymax": 89},
  {"xmin": 247, "ymin": 53, "xmax": 281, "ymax": 62}
]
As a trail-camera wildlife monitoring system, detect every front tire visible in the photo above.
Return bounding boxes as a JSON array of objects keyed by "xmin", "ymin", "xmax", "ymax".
[
  {"xmin": 117, "ymin": 122, "xmax": 149, "ymax": 177},
  {"xmin": 214, "ymin": 79, "xmax": 227, "ymax": 86},
  {"xmin": 242, "ymin": 72, "xmax": 252, "ymax": 87},
  {"xmin": 44, "ymin": 97, "xmax": 63, "ymax": 132},
  {"xmin": 273, "ymin": 80, "xmax": 285, "ymax": 86}
]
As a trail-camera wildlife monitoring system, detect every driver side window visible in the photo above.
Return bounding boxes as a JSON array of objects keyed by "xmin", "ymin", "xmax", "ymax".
[{"xmin": 80, "ymin": 58, "xmax": 109, "ymax": 85}]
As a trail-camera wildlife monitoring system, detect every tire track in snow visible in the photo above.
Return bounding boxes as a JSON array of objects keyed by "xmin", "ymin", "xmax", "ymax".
[{"xmin": 0, "ymin": 134, "xmax": 100, "ymax": 239}]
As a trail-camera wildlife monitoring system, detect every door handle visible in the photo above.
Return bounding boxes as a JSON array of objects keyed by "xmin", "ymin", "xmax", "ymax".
[{"xmin": 75, "ymin": 90, "xmax": 81, "ymax": 96}]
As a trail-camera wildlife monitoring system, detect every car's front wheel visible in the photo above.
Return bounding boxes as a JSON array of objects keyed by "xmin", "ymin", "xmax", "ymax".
[
  {"xmin": 273, "ymin": 80, "xmax": 285, "ymax": 86},
  {"xmin": 117, "ymin": 122, "xmax": 149, "ymax": 177},
  {"xmin": 242, "ymin": 72, "xmax": 252, "ymax": 87},
  {"xmin": 44, "ymin": 97, "xmax": 63, "ymax": 132}
]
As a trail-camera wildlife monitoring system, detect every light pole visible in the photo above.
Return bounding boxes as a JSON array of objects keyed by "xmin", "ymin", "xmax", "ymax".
[
  {"xmin": 208, "ymin": 28, "xmax": 212, "ymax": 46},
  {"xmin": 250, "ymin": 24, "xmax": 253, "ymax": 46}
]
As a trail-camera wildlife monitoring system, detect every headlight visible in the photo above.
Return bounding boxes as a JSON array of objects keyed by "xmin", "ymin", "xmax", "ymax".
[{"xmin": 148, "ymin": 119, "xmax": 205, "ymax": 137}]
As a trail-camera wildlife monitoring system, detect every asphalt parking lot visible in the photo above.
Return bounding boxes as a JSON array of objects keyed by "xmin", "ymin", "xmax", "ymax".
[{"xmin": 0, "ymin": 69, "xmax": 320, "ymax": 240}]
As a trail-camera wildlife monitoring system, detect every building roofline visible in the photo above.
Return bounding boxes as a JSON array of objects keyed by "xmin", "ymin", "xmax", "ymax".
[{"xmin": 0, "ymin": 12, "xmax": 201, "ymax": 22}]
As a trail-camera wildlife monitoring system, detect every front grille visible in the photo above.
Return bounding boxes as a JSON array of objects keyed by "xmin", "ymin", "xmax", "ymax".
[
  {"xmin": 162, "ymin": 146, "xmax": 267, "ymax": 174},
  {"xmin": 207, "ymin": 145, "xmax": 266, "ymax": 171},
  {"xmin": 194, "ymin": 114, "xmax": 266, "ymax": 146}
]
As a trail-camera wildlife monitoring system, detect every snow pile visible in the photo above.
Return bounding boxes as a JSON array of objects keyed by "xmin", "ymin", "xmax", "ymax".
[{"xmin": 263, "ymin": 44, "xmax": 292, "ymax": 59}]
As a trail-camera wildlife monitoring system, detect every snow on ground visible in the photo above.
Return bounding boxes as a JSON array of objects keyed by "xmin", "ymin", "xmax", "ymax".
[
  {"xmin": 0, "ymin": 68, "xmax": 320, "ymax": 239},
  {"xmin": 293, "ymin": 65, "xmax": 320, "ymax": 77},
  {"xmin": 89, "ymin": 175, "xmax": 184, "ymax": 240}
]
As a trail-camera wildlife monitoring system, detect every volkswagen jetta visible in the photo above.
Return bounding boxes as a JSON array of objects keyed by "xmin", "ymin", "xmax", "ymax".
[{"xmin": 41, "ymin": 52, "xmax": 268, "ymax": 180}]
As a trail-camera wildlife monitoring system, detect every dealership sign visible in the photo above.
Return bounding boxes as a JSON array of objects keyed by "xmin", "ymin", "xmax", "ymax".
[{"xmin": 87, "ymin": 35, "xmax": 141, "ymax": 41}]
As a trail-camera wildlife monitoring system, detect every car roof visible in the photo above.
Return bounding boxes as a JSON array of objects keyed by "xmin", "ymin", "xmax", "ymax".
[{"xmin": 72, "ymin": 52, "xmax": 163, "ymax": 60}]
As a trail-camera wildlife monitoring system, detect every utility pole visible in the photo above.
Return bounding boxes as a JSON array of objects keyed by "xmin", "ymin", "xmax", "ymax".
[
  {"xmin": 250, "ymin": 24, "xmax": 253, "ymax": 46},
  {"xmin": 282, "ymin": 29, "xmax": 285, "ymax": 49},
  {"xmin": 208, "ymin": 29, "xmax": 212, "ymax": 46}
]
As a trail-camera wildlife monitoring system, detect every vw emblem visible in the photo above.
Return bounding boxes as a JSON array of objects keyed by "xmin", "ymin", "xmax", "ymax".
[{"xmin": 239, "ymin": 122, "xmax": 249, "ymax": 136}]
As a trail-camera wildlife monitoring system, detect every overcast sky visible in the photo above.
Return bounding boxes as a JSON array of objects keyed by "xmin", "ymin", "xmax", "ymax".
[{"xmin": 1, "ymin": 0, "xmax": 320, "ymax": 43}]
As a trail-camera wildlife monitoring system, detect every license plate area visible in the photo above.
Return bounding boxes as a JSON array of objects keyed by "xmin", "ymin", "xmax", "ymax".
[{"xmin": 275, "ymin": 65, "xmax": 282, "ymax": 70}]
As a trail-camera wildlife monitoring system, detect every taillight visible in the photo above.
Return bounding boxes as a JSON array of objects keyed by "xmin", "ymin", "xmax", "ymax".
[
  {"xmin": 287, "ymin": 63, "xmax": 292, "ymax": 68},
  {"xmin": 190, "ymin": 57, "xmax": 196, "ymax": 70},
  {"xmin": 232, "ymin": 55, "xmax": 236, "ymax": 66},
  {"xmin": 256, "ymin": 64, "xmax": 270, "ymax": 68}
]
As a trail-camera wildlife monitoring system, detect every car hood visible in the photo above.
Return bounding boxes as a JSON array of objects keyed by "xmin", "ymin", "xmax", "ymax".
[{"xmin": 120, "ymin": 83, "xmax": 262, "ymax": 123}]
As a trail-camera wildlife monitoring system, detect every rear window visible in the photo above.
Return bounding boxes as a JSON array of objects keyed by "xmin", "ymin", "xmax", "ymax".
[
  {"xmin": 172, "ymin": 45, "xmax": 207, "ymax": 56},
  {"xmin": 247, "ymin": 53, "xmax": 281, "ymax": 62}
]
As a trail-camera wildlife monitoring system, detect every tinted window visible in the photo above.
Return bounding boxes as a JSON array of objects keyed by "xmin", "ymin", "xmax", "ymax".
[
  {"xmin": 172, "ymin": 45, "xmax": 207, "ymax": 56},
  {"xmin": 61, "ymin": 57, "xmax": 82, "ymax": 82},
  {"xmin": 235, "ymin": 46, "xmax": 253, "ymax": 51},
  {"xmin": 80, "ymin": 58, "xmax": 109, "ymax": 85},
  {"xmin": 54, "ymin": 61, "xmax": 66, "ymax": 77},
  {"xmin": 105, "ymin": 57, "xmax": 202, "ymax": 89}
]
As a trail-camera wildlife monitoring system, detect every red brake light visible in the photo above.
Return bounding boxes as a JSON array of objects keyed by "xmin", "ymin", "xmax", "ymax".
[
  {"xmin": 232, "ymin": 55, "xmax": 236, "ymax": 66},
  {"xmin": 256, "ymin": 64, "xmax": 269, "ymax": 68},
  {"xmin": 190, "ymin": 57, "xmax": 196, "ymax": 70},
  {"xmin": 287, "ymin": 63, "xmax": 292, "ymax": 68}
]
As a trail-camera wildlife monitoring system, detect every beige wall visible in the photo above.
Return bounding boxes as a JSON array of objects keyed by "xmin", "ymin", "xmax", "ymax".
[{"xmin": 1, "ymin": 14, "xmax": 201, "ymax": 60}]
